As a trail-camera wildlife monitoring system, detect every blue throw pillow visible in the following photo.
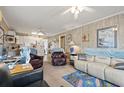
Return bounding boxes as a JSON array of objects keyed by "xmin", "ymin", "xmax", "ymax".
[{"xmin": 18, "ymin": 56, "xmax": 26, "ymax": 64}]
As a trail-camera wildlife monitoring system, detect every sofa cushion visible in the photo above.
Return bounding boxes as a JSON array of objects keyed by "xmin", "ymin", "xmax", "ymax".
[
  {"xmin": 78, "ymin": 54, "xmax": 87, "ymax": 61},
  {"xmin": 113, "ymin": 63, "xmax": 124, "ymax": 70},
  {"xmin": 30, "ymin": 54, "xmax": 43, "ymax": 69},
  {"xmin": 105, "ymin": 67, "xmax": 124, "ymax": 86},
  {"xmin": 86, "ymin": 55, "xmax": 95, "ymax": 62},
  {"xmin": 95, "ymin": 56, "xmax": 111, "ymax": 65},
  {"xmin": 74, "ymin": 60, "xmax": 89, "ymax": 73},
  {"xmin": 87, "ymin": 62, "xmax": 108, "ymax": 80}
]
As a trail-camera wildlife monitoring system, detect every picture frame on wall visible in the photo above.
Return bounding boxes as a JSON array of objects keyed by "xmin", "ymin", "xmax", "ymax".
[
  {"xmin": 66, "ymin": 34, "xmax": 72, "ymax": 43},
  {"xmin": 97, "ymin": 26, "xmax": 117, "ymax": 48},
  {"xmin": 82, "ymin": 33, "xmax": 89, "ymax": 42},
  {"xmin": 5, "ymin": 35, "xmax": 16, "ymax": 44}
]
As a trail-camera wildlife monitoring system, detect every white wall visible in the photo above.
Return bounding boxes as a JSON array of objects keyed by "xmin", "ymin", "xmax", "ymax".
[
  {"xmin": 48, "ymin": 13, "xmax": 124, "ymax": 52},
  {"xmin": 16, "ymin": 36, "xmax": 45, "ymax": 47}
]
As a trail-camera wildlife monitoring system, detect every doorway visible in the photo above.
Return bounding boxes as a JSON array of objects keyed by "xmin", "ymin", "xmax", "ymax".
[{"xmin": 60, "ymin": 35, "xmax": 65, "ymax": 50}]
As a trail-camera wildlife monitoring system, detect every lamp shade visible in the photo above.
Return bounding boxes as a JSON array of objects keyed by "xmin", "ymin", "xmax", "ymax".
[{"xmin": 70, "ymin": 45, "xmax": 80, "ymax": 54}]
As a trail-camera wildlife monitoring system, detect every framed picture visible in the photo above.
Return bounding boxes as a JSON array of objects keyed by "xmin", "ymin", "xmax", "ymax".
[
  {"xmin": 97, "ymin": 26, "xmax": 117, "ymax": 48},
  {"xmin": 82, "ymin": 33, "xmax": 89, "ymax": 42},
  {"xmin": 5, "ymin": 35, "xmax": 16, "ymax": 44},
  {"xmin": 66, "ymin": 34, "xmax": 72, "ymax": 43}
]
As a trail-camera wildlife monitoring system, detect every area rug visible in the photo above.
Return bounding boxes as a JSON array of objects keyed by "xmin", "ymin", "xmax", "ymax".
[{"xmin": 63, "ymin": 71, "xmax": 118, "ymax": 87}]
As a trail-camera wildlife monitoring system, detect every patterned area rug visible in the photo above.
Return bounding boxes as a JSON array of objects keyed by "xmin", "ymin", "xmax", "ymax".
[{"xmin": 63, "ymin": 71, "xmax": 118, "ymax": 87}]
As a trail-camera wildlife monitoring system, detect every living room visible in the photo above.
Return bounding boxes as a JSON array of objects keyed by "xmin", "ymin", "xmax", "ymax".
[
  {"xmin": 46, "ymin": 7, "xmax": 124, "ymax": 87},
  {"xmin": 0, "ymin": 3, "xmax": 124, "ymax": 90}
]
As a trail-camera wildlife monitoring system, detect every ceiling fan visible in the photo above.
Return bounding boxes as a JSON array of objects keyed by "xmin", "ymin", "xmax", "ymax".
[{"xmin": 62, "ymin": 6, "xmax": 94, "ymax": 19}]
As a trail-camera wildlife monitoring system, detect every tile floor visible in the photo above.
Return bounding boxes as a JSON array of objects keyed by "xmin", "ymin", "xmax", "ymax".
[{"xmin": 44, "ymin": 61, "xmax": 76, "ymax": 87}]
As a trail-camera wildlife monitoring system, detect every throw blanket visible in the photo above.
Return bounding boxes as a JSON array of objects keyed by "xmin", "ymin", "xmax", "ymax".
[
  {"xmin": 84, "ymin": 48, "xmax": 124, "ymax": 59},
  {"xmin": 51, "ymin": 48, "xmax": 64, "ymax": 53}
]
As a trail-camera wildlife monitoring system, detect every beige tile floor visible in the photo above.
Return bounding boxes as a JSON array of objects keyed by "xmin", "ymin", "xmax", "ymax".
[{"xmin": 44, "ymin": 61, "xmax": 76, "ymax": 87}]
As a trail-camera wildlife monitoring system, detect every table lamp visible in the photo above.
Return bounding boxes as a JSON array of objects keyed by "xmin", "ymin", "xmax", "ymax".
[{"xmin": 69, "ymin": 41, "xmax": 80, "ymax": 54}]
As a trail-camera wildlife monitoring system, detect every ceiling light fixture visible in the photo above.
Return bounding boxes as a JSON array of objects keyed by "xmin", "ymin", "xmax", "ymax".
[
  {"xmin": 32, "ymin": 28, "xmax": 45, "ymax": 36},
  {"xmin": 32, "ymin": 32, "xmax": 44, "ymax": 36},
  {"xmin": 71, "ymin": 6, "xmax": 84, "ymax": 19},
  {"xmin": 31, "ymin": 32, "xmax": 37, "ymax": 35},
  {"xmin": 37, "ymin": 32, "xmax": 44, "ymax": 35}
]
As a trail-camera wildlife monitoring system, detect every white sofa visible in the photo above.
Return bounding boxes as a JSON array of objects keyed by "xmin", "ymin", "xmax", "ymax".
[
  {"xmin": 74, "ymin": 60, "xmax": 88, "ymax": 73},
  {"xmin": 74, "ymin": 55, "xmax": 124, "ymax": 86}
]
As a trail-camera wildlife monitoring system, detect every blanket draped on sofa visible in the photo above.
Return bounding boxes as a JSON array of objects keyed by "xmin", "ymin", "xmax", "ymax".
[{"xmin": 84, "ymin": 48, "xmax": 124, "ymax": 59}]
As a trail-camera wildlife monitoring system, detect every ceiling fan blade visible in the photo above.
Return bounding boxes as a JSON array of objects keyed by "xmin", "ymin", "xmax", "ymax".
[
  {"xmin": 61, "ymin": 7, "xmax": 72, "ymax": 15},
  {"xmin": 83, "ymin": 6, "xmax": 94, "ymax": 12}
]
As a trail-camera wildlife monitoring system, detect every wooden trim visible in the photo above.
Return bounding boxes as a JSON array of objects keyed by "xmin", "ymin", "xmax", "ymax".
[
  {"xmin": 0, "ymin": 11, "xmax": 9, "ymax": 32},
  {"xmin": 0, "ymin": 18, "xmax": 9, "ymax": 32}
]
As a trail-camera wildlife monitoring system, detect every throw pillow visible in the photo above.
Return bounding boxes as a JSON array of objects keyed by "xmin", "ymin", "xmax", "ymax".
[
  {"xmin": 78, "ymin": 54, "xmax": 87, "ymax": 61},
  {"xmin": 111, "ymin": 58, "xmax": 124, "ymax": 66},
  {"xmin": 86, "ymin": 55, "xmax": 95, "ymax": 62},
  {"xmin": 114, "ymin": 63, "xmax": 124, "ymax": 70}
]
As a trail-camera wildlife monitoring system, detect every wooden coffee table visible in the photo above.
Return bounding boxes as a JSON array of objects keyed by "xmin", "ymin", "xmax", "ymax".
[{"xmin": 10, "ymin": 63, "xmax": 33, "ymax": 75}]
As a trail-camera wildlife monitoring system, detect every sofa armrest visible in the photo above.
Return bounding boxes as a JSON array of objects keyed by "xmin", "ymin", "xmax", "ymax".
[{"xmin": 12, "ymin": 67, "xmax": 43, "ymax": 87}]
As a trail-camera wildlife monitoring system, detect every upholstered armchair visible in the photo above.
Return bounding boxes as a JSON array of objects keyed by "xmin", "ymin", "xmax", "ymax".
[
  {"xmin": 29, "ymin": 54, "xmax": 43, "ymax": 69},
  {"xmin": 51, "ymin": 52, "xmax": 66, "ymax": 66},
  {"xmin": 12, "ymin": 54, "xmax": 43, "ymax": 87}
]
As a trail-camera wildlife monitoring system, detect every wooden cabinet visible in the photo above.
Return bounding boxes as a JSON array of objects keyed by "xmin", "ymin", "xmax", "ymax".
[{"xmin": 0, "ymin": 11, "xmax": 2, "ymax": 22}]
